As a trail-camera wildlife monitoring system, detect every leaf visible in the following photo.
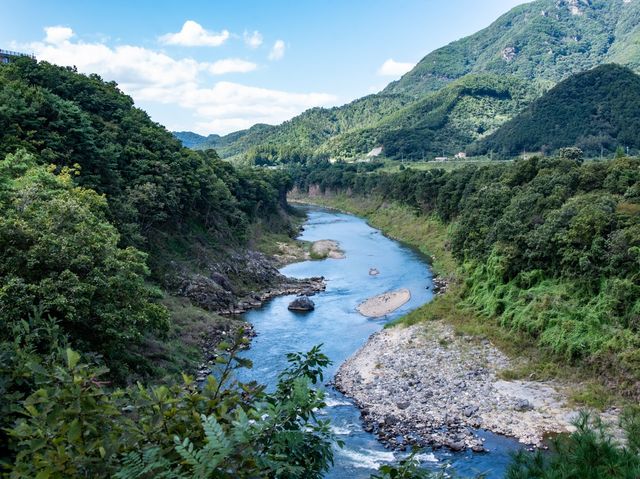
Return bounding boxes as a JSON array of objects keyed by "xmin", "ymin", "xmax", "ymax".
[
  {"xmin": 67, "ymin": 418, "xmax": 81, "ymax": 443},
  {"xmin": 65, "ymin": 348, "xmax": 81, "ymax": 370}
]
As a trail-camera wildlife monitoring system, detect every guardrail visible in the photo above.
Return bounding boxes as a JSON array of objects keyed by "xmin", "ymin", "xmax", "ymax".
[{"xmin": 0, "ymin": 49, "xmax": 36, "ymax": 59}]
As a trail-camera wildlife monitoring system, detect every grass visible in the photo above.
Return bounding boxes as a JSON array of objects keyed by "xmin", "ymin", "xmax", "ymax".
[{"xmin": 378, "ymin": 157, "xmax": 504, "ymax": 173}]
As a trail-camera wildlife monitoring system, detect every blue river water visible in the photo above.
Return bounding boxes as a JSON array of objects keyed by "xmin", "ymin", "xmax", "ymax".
[{"xmin": 237, "ymin": 207, "xmax": 522, "ymax": 478}]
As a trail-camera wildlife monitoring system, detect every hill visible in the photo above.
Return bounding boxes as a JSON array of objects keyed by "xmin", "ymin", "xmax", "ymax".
[
  {"xmin": 0, "ymin": 57, "xmax": 295, "ymax": 379},
  {"xmin": 385, "ymin": 0, "xmax": 640, "ymax": 97},
  {"xmin": 180, "ymin": 0, "xmax": 640, "ymax": 162},
  {"xmin": 193, "ymin": 93, "xmax": 413, "ymax": 160},
  {"xmin": 324, "ymin": 74, "xmax": 549, "ymax": 160},
  {"xmin": 473, "ymin": 64, "xmax": 640, "ymax": 157}
]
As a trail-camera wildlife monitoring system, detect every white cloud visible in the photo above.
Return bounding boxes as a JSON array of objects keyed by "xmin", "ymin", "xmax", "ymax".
[
  {"xmin": 19, "ymin": 27, "xmax": 336, "ymax": 135},
  {"xmin": 44, "ymin": 26, "xmax": 74, "ymax": 44},
  {"xmin": 268, "ymin": 40, "xmax": 285, "ymax": 61},
  {"xmin": 160, "ymin": 20, "xmax": 229, "ymax": 47},
  {"xmin": 209, "ymin": 58, "xmax": 257, "ymax": 75},
  {"xmin": 244, "ymin": 30, "xmax": 263, "ymax": 49},
  {"xmin": 377, "ymin": 58, "xmax": 415, "ymax": 77}
]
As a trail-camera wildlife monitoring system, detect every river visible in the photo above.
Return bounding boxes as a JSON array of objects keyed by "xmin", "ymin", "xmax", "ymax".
[{"xmin": 238, "ymin": 207, "xmax": 522, "ymax": 478}]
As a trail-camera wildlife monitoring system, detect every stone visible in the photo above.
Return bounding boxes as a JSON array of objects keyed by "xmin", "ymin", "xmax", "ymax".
[
  {"xmin": 447, "ymin": 440, "xmax": 466, "ymax": 452},
  {"xmin": 515, "ymin": 399, "xmax": 534, "ymax": 412},
  {"xmin": 287, "ymin": 295, "xmax": 315, "ymax": 312},
  {"xmin": 464, "ymin": 405, "xmax": 479, "ymax": 417}
]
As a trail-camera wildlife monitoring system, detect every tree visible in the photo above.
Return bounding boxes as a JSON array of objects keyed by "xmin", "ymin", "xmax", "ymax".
[{"xmin": 0, "ymin": 150, "xmax": 169, "ymax": 377}]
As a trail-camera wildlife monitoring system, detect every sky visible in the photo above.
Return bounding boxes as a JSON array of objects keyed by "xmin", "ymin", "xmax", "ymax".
[{"xmin": 1, "ymin": 0, "xmax": 529, "ymax": 136}]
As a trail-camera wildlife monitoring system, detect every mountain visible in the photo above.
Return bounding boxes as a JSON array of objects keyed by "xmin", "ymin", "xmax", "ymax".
[
  {"xmin": 472, "ymin": 64, "xmax": 640, "ymax": 157},
  {"xmin": 385, "ymin": 0, "xmax": 640, "ymax": 97},
  {"xmin": 185, "ymin": 0, "xmax": 640, "ymax": 161},
  {"xmin": 323, "ymin": 74, "xmax": 549, "ymax": 160},
  {"xmin": 194, "ymin": 93, "xmax": 413, "ymax": 159}
]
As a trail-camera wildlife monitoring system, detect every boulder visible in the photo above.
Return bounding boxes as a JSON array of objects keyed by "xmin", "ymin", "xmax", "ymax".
[
  {"xmin": 288, "ymin": 296, "xmax": 315, "ymax": 312},
  {"xmin": 514, "ymin": 399, "xmax": 534, "ymax": 412}
]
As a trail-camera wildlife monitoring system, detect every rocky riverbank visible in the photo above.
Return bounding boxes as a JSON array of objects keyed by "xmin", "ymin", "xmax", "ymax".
[
  {"xmin": 334, "ymin": 321, "xmax": 620, "ymax": 453},
  {"xmin": 169, "ymin": 249, "xmax": 325, "ymax": 315}
]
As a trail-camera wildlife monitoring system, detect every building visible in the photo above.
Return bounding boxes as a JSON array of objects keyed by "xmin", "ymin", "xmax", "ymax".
[
  {"xmin": 0, "ymin": 49, "xmax": 36, "ymax": 64},
  {"xmin": 455, "ymin": 152, "xmax": 467, "ymax": 159},
  {"xmin": 434, "ymin": 156, "xmax": 449, "ymax": 162}
]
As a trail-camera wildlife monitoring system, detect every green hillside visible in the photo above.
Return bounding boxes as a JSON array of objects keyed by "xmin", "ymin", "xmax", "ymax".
[
  {"xmin": 195, "ymin": 93, "xmax": 413, "ymax": 159},
  {"xmin": 0, "ymin": 58, "xmax": 293, "ymax": 379},
  {"xmin": 173, "ymin": 130, "xmax": 213, "ymax": 148},
  {"xmin": 473, "ymin": 64, "xmax": 640, "ymax": 157},
  {"xmin": 324, "ymin": 74, "xmax": 549, "ymax": 160},
  {"xmin": 178, "ymin": 0, "xmax": 640, "ymax": 162},
  {"xmin": 385, "ymin": 0, "xmax": 640, "ymax": 97}
]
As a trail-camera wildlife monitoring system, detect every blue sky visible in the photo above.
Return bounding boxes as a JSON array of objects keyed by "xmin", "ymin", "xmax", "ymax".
[{"xmin": 1, "ymin": 0, "xmax": 529, "ymax": 135}]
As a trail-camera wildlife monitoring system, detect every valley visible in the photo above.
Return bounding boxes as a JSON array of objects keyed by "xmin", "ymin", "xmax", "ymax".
[{"xmin": 1, "ymin": 0, "xmax": 640, "ymax": 477}]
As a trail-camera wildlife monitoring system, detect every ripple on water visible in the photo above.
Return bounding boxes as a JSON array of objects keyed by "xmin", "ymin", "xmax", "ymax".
[{"xmin": 337, "ymin": 448, "xmax": 397, "ymax": 470}]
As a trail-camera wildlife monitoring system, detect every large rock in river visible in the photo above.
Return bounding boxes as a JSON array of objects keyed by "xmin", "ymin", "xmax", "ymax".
[{"xmin": 288, "ymin": 296, "xmax": 315, "ymax": 312}]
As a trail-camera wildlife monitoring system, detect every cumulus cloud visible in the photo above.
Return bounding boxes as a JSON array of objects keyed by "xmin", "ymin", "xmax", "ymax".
[
  {"xmin": 377, "ymin": 58, "xmax": 415, "ymax": 77},
  {"xmin": 268, "ymin": 40, "xmax": 285, "ymax": 60},
  {"xmin": 44, "ymin": 26, "xmax": 74, "ymax": 44},
  {"xmin": 209, "ymin": 58, "xmax": 257, "ymax": 75},
  {"xmin": 160, "ymin": 20, "xmax": 229, "ymax": 47},
  {"xmin": 19, "ymin": 27, "xmax": 335, "ymax": 135},
  {"xmin": 244, "ymin": 30, "xmax": 263, "ymax": 48}
]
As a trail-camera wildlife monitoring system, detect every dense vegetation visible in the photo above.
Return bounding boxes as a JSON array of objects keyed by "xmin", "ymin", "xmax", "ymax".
[
  {"xmin": 191, "ymin": 93, "xmax": 414, "ymax": 160},
  {"xmin": 326, "ymin": 74, "xmax": 547, "ymax": 160},
  {"xmin": 0, "ymin": 58, "xmax": 293, "ymax": 375},
  {"xmin": 385, "ymin": 0, "xmax": 640, "ymax": 97},
  {"xmin": 0, "ymin": 59, "xmax": 342, "ymax": 477},
  {"xmin": 291, "ymin": 152, "xmax": 640, "ymax": 398},
  {"xmin": 175, "ymin": 0, "xmax": 640, "ymax": 162},
  {"xmin": 473, "ymin": 64, "xmax": 640, "ymax": 158}
]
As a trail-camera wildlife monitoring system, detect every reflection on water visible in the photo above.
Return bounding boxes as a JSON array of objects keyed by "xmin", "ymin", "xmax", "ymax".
[{"xmin": 236, "ymin": 207, "xmax": 521, "ymax": 478}]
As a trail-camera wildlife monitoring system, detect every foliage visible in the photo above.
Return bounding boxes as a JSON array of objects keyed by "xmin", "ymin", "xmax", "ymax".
[
  {"xmin": 0, "ymin": 150, "xmax": 168, "ymax": 378},
  {"xmin": 327, "ymin": 74, "xmax": 546, "ymax": 160},
  {"xmin": 291, "ymin": 155, "xmax": 640, "ymax": 394},
  {"xmin": 0, "ymin": 58, "xmax": 291, "ymax": 251},
  {"xmin": 474, "ymin": 65, "xmax": 640, "ymax": 157},
  {"xmin": 506, "ymin": 411, "xmax": 640, "ymax": 479},
  {"xmin": 5, "ymin": 337, "xmax": 337, "ymax": 479},
  {"xmin": 371, "ymin": 454, "xmax": 436, "ymax": 479}
]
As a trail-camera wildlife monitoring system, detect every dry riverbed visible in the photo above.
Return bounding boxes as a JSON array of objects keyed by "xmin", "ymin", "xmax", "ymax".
[{"xmin": 335, "ymin": 321, "xmax": 621, "ymax": 452}]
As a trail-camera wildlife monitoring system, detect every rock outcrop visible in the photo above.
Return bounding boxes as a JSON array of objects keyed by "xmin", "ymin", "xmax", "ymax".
[{"xmin": 288, "ymin": 296, "xmax": 315, "ymax": 312}]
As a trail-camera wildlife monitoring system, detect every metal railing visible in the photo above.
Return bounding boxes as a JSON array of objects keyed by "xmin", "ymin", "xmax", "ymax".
[{"xmin": 0, "ymin": 49, "xmax": 36, "ymax": 59}]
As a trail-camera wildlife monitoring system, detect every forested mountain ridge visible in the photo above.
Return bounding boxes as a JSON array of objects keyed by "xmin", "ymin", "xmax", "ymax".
[
  {"xmin": 472, "ymin": 64, "xmax": 640, "ymax": 157},
  {"xmin": 323, "ymin": 74, "xmax": 551, "ymax": 160},
  {"xmin": 191, "ymin": 92, "xmax": 414, "ymax": 159},
  {"xmin": 176, "ymin": 0, "xmax": 640, "ymax": 161},
  {"xmin": 385, "ymin": 0, "xmax": 640, "ymax": 97},
  {"xmin": 173, "ymin": 130, "xmax": 213, "ymax": 148}
]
